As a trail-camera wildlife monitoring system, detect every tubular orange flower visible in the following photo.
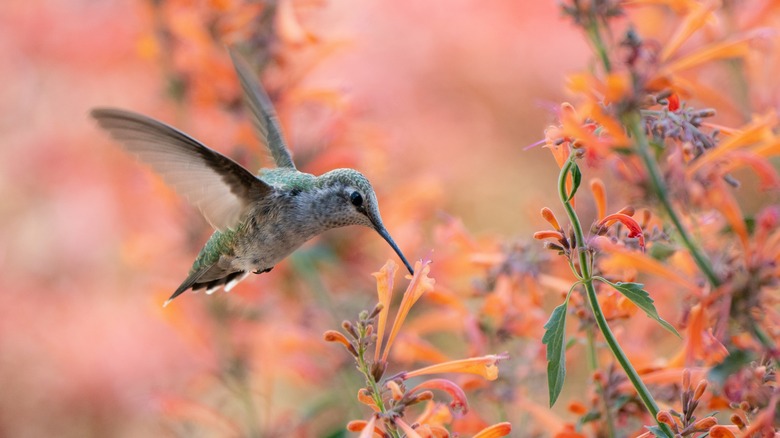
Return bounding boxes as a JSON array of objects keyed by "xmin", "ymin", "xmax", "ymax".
[
  {"xmin": 604, "ymin": 72, "xmax": 631, "ymax": 103},
  {"xmin": 708, "ymin": 425, "xmax": 737, "ymax": 438},
  {"xmin": 595, "ymin": 239, "xmax": 699, "ymax": 293},
  {"xmin": 351, "ymin": 415, "xmax": 382, "ymax": 438},
  {"xmin": 381, "ymin": 260, "xmax": 435, "ymax": 362},
  {"xmin": 533, "ymin": 230, "xmax": 565, "ymax": 241},
  {"xmin": 395, "ymin": 418, "xmax": 423, "ymax": 438},
  {"xmin": 323, "ymin": 330, "xmax": 351, "ymax": 348},
  {"xmin": 373, "ymin": 260, "xmax": 397, "ymax": 362},
  {"xmin": 357, "ymin": 389, "xmax": 380, "ymax": 412},
  {"xmin": 662, "ymin": 29, "xmax": 772, "ymax": 75},
  {"xmin": 275, "ymin": 0, "xmax": 315, "ymax": 45},
  {"xmin": 402, "ymin": 353, "xmax": 509, "ymax": 381},
  {"xmin": 597, "ymin": 213, "xmax": 646, "ymax": 249},
  {"xmin": 472, "ymin": 422, "xmax": 512, "ymax": 438},
  {"xmin": 693, "ymin": 417, "xmax": 718, "ymax": 430},
  {"xmin": 656, "ymin": 410, "xmax": 678, "ymax": 429},
  {"xmin": 668, "ymin": 304, "xmax": 728, "ymax": 367},
  {"xmin": 590, "ymin": 179, "xmax": 607, "ymax": 220},
  {"xmin": 387, "ymin": 380, "xmax": 404, "ymax": 401},
  {"xmin": 544, "ymin": 125, "xmax": 572, "ymax": 169},
  {"xmin": 410, "ymin": 379, "xmax": 469, "ymax": 415},
  {"xmin": 587, "ymin": 103, "xmax": 630, "ymax": 145},
  {"xmin": 660, "ymin": 0, "xmax": 719, "ymax": 62},
  {"xmin": 718, "ymin": 151, "xmax": 780, "ymax": 189},
  {"xmin": 414, "ymin": 401, "xmax": 454, "ymax": 428},
  {"xmin": 541, "ymin": 207, "xmax": 562, "ymax": 230},
  {"xmin": 687, "ymin": 111, "xmax": 778, "ymax": 174}
]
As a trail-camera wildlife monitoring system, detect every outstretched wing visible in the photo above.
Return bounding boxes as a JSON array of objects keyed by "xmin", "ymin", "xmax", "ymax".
[
  {"xmin": 91, "ymin": 108, "xmax": 272, "ymax": 231},
  {"xmin": 229, "ymin": 49, "xmax": 296, "ymax": 169}
]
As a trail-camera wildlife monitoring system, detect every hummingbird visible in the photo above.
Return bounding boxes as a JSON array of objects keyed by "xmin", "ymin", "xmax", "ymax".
[{"xmin": 91, "ymin": 50, "xmax": 414, "ymax": 306}]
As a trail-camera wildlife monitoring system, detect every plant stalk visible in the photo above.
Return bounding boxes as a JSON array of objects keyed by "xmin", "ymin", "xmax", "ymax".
[
  {"xmin": 622, "ymin": 112, "xmax": 721, "ymax": 288},
  {"xmin": 558, "ymin": 157, "xmax": 673, "ymax": 437}
]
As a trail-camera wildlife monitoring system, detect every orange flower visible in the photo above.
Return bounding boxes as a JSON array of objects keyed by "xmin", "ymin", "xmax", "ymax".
[
  {"xmin": 659, "ymin": 0, "xmax": 719, "ymax": 62},
  {"xmin": 402, "ymin": 353, "xmax": 509, "ymax": 381},
  {"xmin": 590, "ymin": 179, "xmax": 607, "ymax": 220},
  {"xmin": 687, "ymin": 111, "xmax": 778, "ymax": 174},
  {"xmin": 410, "ymin": 379, "xmax": 469, "ymax": 415},
  {"xmin": 395, "ymin": 418, "xmax": 423, "ymax": 438},
  {"xmin": 533, "ymin": 230, "xmax": 565, "ymax": 241},
  {"xmin": 669, "ymin": 304, "xmax": 728, "ymax": 367},
  {"xmin": 350, "ymin": 415, "xmax": 383, "ymax": 438},
  {"xmin": 541, "ymin": 207, "xmax": 562, "ymax": 231},
  {"xmin": 382, "ymin": 260, "xmax": 435, "ymax": 362},
  {"xmin": 414, "ymin": 401, "xmax": 453, "ymax": 428},
  {"xmin": 373, "ymin": 260, "xmax": 397, "ymax": 362},
  {"xmin": 357, "ymin": 389, "xmax": 380, "ymax": 412},
  {"xmin": 662, "ymin": 29, "xmax": 772, "ymax": 75},
  {"xmin": 596, "ymin": 213, "xmax": 646, "ymax": 250},
  {"xmin": 472, "ymin": 422, "xmax": 512, "ymax": 438},
  {"xmin": 596, "ymin": 239, "xmax": 700, "ymax": 293}
]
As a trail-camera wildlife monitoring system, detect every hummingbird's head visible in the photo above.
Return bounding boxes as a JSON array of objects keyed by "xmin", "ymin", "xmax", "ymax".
[{"xmin": 320, "ymin": 169, "xmax": 415, "ymax": 275}]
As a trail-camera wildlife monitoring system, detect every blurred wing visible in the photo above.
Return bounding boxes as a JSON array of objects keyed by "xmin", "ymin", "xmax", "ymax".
[
  {"xmin": 91, "ymin": 108, "xmax": 272, "ymax": 231},
  {"xmin": 229, "ymin": 49, "xmax": 296, "ymax": 169}
]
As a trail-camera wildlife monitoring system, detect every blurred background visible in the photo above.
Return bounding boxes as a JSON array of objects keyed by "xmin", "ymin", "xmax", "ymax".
[{"xmin": 5, "ymin": 0, "xmax": 775, "ymax": 437}]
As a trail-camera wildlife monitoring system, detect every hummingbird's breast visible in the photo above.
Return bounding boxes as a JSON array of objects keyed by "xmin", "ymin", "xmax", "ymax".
[{"xmin": 231, "ymin": 187, "xmax": 330, "ymax": 272}]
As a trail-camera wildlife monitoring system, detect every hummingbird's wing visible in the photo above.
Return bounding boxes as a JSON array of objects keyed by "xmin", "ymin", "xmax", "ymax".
[
  {"xmin": 91, "ymin": 108, "xmax": 272, "ymax": 232},
  {"xmin": 229, "ymin": 49, "xmax": 296, "ymax": 169}
]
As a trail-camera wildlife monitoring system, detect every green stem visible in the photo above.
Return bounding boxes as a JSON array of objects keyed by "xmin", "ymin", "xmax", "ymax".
[
  {"xmin": 356, "ymin": 332, "xmax": 400, "ymax": 438},
  {"xmin": 585, "ymin": 21, "xmax": 612, "ymax": 73},
  {"xmin": 586, "ymin": 328, "xmax": 616, "ymax": 438},
  {"xmin": 622, "ymin": 112, "xmax": 722, "ymax": 288},
  {"xmin": 558, "ymin": 158, "xmax": 673, "ymax": 437}
]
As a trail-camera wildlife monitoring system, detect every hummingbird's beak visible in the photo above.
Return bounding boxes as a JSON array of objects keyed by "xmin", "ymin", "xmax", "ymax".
[{"xmin": 375, "ymin": 226, "xmax": 415, "ymax": 275}]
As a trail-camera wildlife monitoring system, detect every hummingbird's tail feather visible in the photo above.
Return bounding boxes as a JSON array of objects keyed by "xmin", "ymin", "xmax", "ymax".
[{"xmin": 163, "ymin": 268, "xmax": 251, "ymax": 307}]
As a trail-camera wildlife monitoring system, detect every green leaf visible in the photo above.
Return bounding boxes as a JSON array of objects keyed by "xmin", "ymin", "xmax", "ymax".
[
  {"xmin": 566, "ymin": 162, "xmax": 582, "ymax": 201},
  {"xmin": 648, "ymin": 242, "xmax": 676, "ymax": 261},
  {"xmin": 646, "ymin": 425, "xmax": 673, "ymax": 438},
  {"xmin": 577, "ymin": 410, "xmax": 601, "ymax": 427},
  {"xmin": 598, "ymin": 279, "xmax": 681, "ymax": 338},
  {"xmin": 542, "ymin": 301, "xmax": 569, "ymax": 407}
]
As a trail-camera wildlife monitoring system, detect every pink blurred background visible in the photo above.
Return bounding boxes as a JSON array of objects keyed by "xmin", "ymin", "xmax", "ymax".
[{"xmin": 0, "ymin": 0, "xmax": 588, "ymax": 435}]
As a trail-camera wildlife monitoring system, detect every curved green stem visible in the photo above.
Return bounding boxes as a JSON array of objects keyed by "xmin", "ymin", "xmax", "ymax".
[
  {"xmin": 558, "ymin": 157, "xmax": 673, "ymax": 437},
  {"xmin": 622, "ymin": 112, "xmax": 721, "ymax": 288}
]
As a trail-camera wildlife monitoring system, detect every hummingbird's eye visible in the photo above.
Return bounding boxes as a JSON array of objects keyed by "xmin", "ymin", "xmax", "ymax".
[{"xmin": 350, "ymin": 191, "xmax": 364, "ymax": 207}]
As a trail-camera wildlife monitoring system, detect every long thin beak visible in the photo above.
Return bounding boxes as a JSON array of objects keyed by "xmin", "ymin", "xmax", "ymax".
[{"xmin": 375, "ymin": 226, "xmax": 415, "ymax": 275}]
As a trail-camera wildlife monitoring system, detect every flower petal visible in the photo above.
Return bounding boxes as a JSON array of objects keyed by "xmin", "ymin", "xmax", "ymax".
[
  {"xmin": 382, "ymin": 260, "xmax": 435, "ymax": 362},
  {"xmin": 373, "ymin": 260, "xmax": 398, "ymax": 362},
  {"xmin": 473, "ymin": 422, "xmax": 512, "ymax": 438},
  {"xmin": 403, "ymin": 353, "xmax": 509, "ymax": 381}
]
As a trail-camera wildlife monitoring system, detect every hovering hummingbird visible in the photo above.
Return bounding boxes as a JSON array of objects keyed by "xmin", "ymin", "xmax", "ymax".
[{"xmin": 92, "ymin": 50, "xmax": 414, "ymax": 306}]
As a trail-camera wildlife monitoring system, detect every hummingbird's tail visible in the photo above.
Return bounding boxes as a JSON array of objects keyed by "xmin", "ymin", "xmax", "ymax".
[{"xmin": 163, "ymin": 268, "xmax": 250, "ymax": 307}]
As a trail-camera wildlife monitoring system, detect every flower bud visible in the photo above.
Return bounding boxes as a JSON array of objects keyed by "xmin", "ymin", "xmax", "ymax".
[
  {"xmin": 693, "ymin": 379, "xmax": 708, "ymax": 401},
  {"xmin": 693, "ymin": 416, "xmax": 717, "ymax": 430},
  {"xmin": 656, "ymin": 410, "xmax": 676, "ymax": 429}
]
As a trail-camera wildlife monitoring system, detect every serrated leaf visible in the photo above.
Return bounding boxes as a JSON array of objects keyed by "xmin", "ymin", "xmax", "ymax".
[
  {"xmin": 542, "ymin": 301, "xmax": 568, "ymax": 407},
  {"xmin": 566, "ymin": 163, "xmax": 582, "ymax": 201},
  {"xmin": 599, "ymin": 279, "xmax": 681, "ymax": 338}
]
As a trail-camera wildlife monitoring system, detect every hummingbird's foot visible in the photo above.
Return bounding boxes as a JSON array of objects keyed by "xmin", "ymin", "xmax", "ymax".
[{"xmin": 253, "ymin": 267, "xmax": 273, "ymax": 275}]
